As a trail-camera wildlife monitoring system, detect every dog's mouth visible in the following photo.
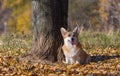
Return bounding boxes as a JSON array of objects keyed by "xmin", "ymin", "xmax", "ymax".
[{"xmin": 68, "ymin": 40, "xmax": 74, "ymax": 45}]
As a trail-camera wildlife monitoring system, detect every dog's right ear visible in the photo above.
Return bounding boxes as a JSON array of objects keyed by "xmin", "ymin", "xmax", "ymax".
[{"xmin": 60, "ymin": 27, "xmax": 68, "ymax": 37}]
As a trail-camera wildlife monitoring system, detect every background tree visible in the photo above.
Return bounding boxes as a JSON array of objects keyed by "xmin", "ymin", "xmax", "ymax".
[
  {"xmin": 1, "ymin": 0, "xmax": 120, "ymax": 33},
  {"xmin": 22, "ymin": 0, "xmax": 68, "ymax": 63}
]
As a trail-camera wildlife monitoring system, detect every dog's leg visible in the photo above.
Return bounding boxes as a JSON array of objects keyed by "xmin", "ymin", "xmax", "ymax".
[
  {"xmin": 69, "ymin": 58, "xmax": 76, "ymax": 64},
  {"xmin": 63, "ymin": 57, "xmax": 69, "ymax": 64}
]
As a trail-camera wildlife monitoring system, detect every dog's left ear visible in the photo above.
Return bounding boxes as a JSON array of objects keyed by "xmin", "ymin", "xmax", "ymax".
[
  {"xmin": 73, "ymin": 26, "xmax": 79, "ymax": 34},
  {"xmin": 60, "ymin": 27, "xmax": 68, "ymax": 37}
]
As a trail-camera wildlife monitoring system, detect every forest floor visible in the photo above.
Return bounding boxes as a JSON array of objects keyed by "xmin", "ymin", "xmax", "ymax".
[{"xmin": 0, "ymin": 32, "xmax": 120, "ymax": 76}]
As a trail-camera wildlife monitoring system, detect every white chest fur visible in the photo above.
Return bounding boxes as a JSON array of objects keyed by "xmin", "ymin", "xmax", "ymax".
[
  {"xmin": 64, "ymin": 38, "xmax": 79, "ymax": 57},
  {"xmin": 63, "ymin": 45, "xmax": 78, "ymax": 57}
]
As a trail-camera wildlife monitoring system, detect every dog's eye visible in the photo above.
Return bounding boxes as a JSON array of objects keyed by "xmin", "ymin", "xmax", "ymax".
[
  {"xmin": 73, "ymin": 34, "xmax": 77, "ymax": 37},
  {"xmin": 73, "ymin": 34, "xmax": 75, "ymax": 37},
  {"xmin": 68, "ymin": 34, "xmax": 71, "ymax": 37}
]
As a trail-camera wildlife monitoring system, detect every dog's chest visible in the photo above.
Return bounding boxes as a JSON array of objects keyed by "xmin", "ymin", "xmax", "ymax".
[{"xmin": 63, "ymin": 45, "xmax": 79, "ymax": 57}]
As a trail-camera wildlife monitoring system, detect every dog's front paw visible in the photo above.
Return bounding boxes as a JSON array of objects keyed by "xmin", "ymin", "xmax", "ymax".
[{"xmin": 62, "ymin": 60, "xmax": 68, "ymax": 64}]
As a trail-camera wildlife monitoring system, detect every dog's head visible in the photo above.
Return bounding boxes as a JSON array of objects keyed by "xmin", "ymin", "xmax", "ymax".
[{"xmin": 60, "ymin": 27, "xmax": 79, "ymax": 46}]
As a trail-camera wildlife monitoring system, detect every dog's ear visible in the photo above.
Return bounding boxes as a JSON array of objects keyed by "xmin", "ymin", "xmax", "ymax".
[
  {"xmin": 73, "ymin": 26, "xmax": 79, "ymax": 34},
  {"xmin": 60, "ymin": 27, "xmax": 68, "ymax": 37}
]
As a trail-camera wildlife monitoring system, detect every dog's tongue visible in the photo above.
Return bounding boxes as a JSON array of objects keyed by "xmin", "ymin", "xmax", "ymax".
[{"xmin": 71, "ymin": 41, "xmax": 74, "ymax": 45}]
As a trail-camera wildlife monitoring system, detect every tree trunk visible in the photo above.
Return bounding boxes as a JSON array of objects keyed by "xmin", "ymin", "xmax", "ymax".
[{"xmin": 23, "ymin": 0, "xmax": 68, "ymax": 63}]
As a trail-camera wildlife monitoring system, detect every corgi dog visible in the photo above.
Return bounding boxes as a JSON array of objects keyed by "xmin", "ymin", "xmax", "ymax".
[{"xmin": 60, "ymin": 27, "xmax": 90, "ymax": 64}]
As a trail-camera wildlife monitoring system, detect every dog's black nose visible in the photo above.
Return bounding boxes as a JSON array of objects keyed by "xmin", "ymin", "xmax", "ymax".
[{"xmin": 71, "ymin": 37, "xmax": 74, "ymax": 41}]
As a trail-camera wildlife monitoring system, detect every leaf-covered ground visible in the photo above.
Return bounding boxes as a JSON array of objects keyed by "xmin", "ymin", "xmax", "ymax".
[{"xmin": 0, "ymin": 33, "xmax": 120, "ymax": 76}]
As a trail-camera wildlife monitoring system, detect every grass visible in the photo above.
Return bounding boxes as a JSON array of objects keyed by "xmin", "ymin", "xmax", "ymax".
[
  {"xmin": 79, "ymin": 31, "xmax": 120, "ymax": 49},
  {"xmin": 1, "ymin": 31, "xmax": 120, "ymax": 51},
  {"xmin": 0, "ymin": 31, "xmax": 120, "ymax": 75}
]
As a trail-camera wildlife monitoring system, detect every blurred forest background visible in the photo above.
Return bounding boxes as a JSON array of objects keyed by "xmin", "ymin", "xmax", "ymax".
[
  {"xmin": 0, "ymin": 1, "xmax": 120, "ymax": 75},
  {"xmin": 0, "ymin": 0, "xmax": 120, "ymax": 34},
  {"xmin": 0, "ymin": 0, "xmax": 31, "ymax": 34}
]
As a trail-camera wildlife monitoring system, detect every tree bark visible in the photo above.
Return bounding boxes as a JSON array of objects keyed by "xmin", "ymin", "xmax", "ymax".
[{"xmin": 23, "ymin": 0, "xmax": 68, "ymax": 63}]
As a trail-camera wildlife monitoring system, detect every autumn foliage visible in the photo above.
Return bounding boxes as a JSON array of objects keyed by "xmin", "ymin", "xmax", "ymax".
[
  {"xmin": 0, "ymin": 33, "xmax": 120, "ymax": 75},
  {"xmin": 2, "ymin": 0, "xmax": 31, "ymax": 34}
]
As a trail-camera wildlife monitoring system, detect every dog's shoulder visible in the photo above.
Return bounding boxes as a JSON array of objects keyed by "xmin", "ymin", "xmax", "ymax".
[{"xmin": 62, "ymin": 44, "xmax": 69, "ymax": 52}]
